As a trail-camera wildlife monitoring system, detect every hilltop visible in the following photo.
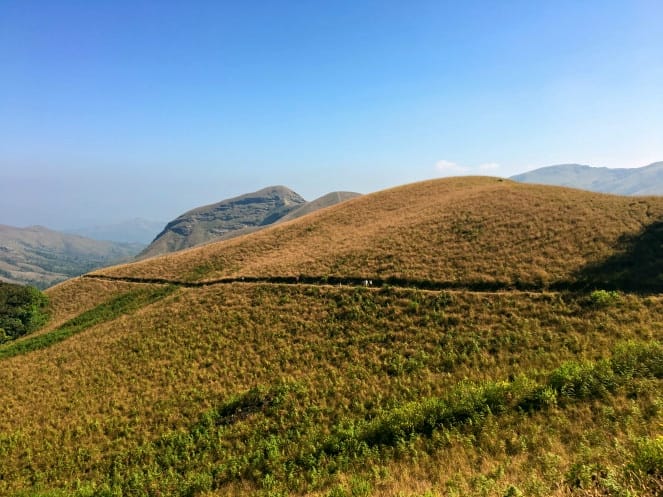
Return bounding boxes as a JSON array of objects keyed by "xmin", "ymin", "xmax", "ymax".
[
  {"xmin": 99, "ymin": 176, "xmax": 663, "ymax": 291},
  {"xmin": 0, "ymin": 224, "xmax": 143, "ymax": 288},
  {"xmin": 0, "ymin": 177, "xmax": 661, "ymax": 497},
  {"xmin": 511, "ymin": 161, "xmax": 663, "ymax": 195},
  {"xmin": 140, "ymin": 187, "xmax": 359, "ymax": 259}
]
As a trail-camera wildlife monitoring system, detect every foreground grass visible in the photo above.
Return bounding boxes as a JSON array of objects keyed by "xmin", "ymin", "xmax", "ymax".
[
  {"xmin": 0, "ymin": 284, "xmax": 661, "ymax": 496},
  {"xmin": 54, "ymin": 340, "xmax": 658, "ymax": 497}
]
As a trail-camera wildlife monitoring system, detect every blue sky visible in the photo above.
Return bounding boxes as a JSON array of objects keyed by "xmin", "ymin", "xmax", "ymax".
[{"xmin": 1, "ymin": 0, "xmax": 661, "ymax": 228}]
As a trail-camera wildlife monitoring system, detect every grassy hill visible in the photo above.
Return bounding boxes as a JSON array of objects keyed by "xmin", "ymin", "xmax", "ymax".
[
  {"xmin": 96, "ymin": 177, "xmax": 663, "ymax": 291},
  {"xmin": 0, "ymin": 225, "xmax": 144, "ymax": 288},
  {"xmin": 0, "ymin": 177, "xmax": 661, "ymax": 497}
]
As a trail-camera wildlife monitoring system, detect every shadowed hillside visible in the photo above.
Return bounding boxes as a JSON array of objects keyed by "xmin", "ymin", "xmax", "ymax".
[{"xmin": 576, "ymin": 218, "xmax": 663, "ymax": 291}]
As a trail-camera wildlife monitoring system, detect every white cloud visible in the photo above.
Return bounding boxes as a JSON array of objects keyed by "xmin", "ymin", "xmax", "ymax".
[
  {"xmin": 478, "ymin": 162, "xmax": 500, "ymax": 171},
  {"xmin": 435, "ymin": 160, "xmax": 469, "ymax": 176},
  {"xmin": 435, "ymin": 159, "xmax": 501, "ymax": 177}
]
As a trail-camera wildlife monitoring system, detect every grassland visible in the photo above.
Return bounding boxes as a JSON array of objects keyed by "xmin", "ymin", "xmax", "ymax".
[
  {"xmin": 0, "ymin": 177, "xmax": 661, "ymax": 496},
  {"xmin": 94, "ymin": 177, "xmax": 663, "ymax": 291}
]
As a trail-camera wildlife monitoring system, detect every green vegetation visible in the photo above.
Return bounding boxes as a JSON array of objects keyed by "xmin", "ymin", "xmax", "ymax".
[
  {"xmin": 0, "ymin": 281, "xmax": 48, "ymax": 343},
  {"xmin": 66, "ymin": 341, "xmax": 659, "ymax": 497},
  {"xmin": 588, "ymin": 289, "xmax": 621, "ymax": 307},
  {"xmin": 0, "ymin": 285, "xmax": 174, "ymax": 360},
  {"xmin": 1, "ymin": 179, "xmax": 663, "ymax": 496},
  {"xmin": 0, "ymin": 283, "xmax": 661, "ymax": 496}
]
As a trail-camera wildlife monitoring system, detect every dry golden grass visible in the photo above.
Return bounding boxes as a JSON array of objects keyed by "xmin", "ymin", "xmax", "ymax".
[
  {"xmin": 91, "ymin": 177, "xmax": 663, "ymax": 289},
  {"xmin": 2, "ymin": 178, "xmax": 662, "ymax": 496},
  {"xmin": 0, "ymin": 283, "xmax": 661, "ymax": 495},
  {"xmin": 34, "ymin": 277, "xmax": 140, "ymax": 337}
]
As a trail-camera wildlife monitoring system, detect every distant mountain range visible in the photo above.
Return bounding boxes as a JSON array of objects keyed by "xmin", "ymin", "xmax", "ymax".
[
  {"xmin": 0, "ymin": 225, "xmax": 143, "ymax": 288},
  {"xmin": 140, "ymin": 186, "xmax": 360, "ymax": 258},
  {"xmin": 510, "ymin": 161, "xmax": 663, "ymax": 195},
  {"xmin": 67, "ymin": 218, "xmax": 165, "ymax": 244}
]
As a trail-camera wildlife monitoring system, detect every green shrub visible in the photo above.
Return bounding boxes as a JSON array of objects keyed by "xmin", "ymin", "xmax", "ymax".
[
  {"xmin": 610, "ymin": 341, "xmax": 663, "ymax": 379},
  {"xmin": 565, "ymin": 462, "xmax": 610, "ymax": 489},
  {"xmin": 548, "ymin": 360, "xmax": 616, "ymax": 400},
  {"xmin": 630, "ymin": 436, "xmax": 663, "ymax": 476},
  {"xmin": 0, "ymin": 282, "xmax": 48, "ymax": 343},
  {"xmin": 589, "ymin": 289, "xmax": 620, "ymax": 308},
  {"xmin": 503, "ymin": 484, "xmax": 523, "ymax": 497}
]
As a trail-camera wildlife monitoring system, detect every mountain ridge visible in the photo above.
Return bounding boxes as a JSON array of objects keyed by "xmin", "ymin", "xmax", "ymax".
[
  {"xmin": 511, "ymin": 161, "xmax": 663, "ymax": 195},
  {"xmin": 139, "ymin": 186, "xmax": 360, "ymax": 259},
  {"xmin": 0, "ymin": 224, "xmax": 143, "ymax": 288},
  {"xmin": 139, "ymin": 186, "xmax": 306, "ymax": 258}
]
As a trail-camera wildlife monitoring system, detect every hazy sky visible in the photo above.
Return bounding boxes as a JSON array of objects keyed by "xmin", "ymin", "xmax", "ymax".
[{"xmin": 1, "ymin": 0, "xmax": 662, "ymax": 228}]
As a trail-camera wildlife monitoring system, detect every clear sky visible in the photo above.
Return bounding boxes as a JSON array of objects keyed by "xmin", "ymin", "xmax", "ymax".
[{"xmin": 1, "ymin": 0, "xmax": 661, "ymax": 228}]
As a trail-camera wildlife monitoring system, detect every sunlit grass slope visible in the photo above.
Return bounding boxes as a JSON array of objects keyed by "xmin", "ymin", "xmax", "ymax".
[
  {"xmin": 0, "ymin": 284, "xmax": 661, "ymax": 496},
  {"xmin": 1, "ymin": 177, "xmax": 662, "ymax": 496},
  {"xmin": 94, "ymin": 177, "xmax": 663, "ymax": 290}
]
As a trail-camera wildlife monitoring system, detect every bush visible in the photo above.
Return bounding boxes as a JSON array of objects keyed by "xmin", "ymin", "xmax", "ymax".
[
  {"xmin": 0, "ymin": 282, "xmax": 48, "ymax": 343},
  {"xmin": 548, "ymin": 359, "xmax": 617, "ymax": 400},
  {"xmin": 630, "ymin": 436, "xmax": 663, "ymax": 476},
  {"xmin": 589, "ymin": 289, "xmax": 620, "ymax": 308},
  {"xmin": 610, "ymin": 341, "xmax": 663, "ymax": 379}
]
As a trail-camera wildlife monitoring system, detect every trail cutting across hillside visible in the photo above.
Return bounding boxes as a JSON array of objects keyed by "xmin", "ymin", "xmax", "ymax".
[{"xmin": 81, "ymin": 273, "xmax": 604, "ymax": 293}]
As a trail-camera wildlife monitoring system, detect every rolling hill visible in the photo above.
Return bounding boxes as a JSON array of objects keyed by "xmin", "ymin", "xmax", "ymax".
[
  {"xmin": 511, "ymin": 161, "xmax": 663, "ymax": 195},
  {"xmin": 0, "ymin": 224, "xmax": 144, "ymax": 288},
  {"xmin": 99, "ymin": 176, "xmax": 663, "ymax": 291},
  {"xmin": 0, "ymin": 177, "xmax": 661, "ymax": 497}
]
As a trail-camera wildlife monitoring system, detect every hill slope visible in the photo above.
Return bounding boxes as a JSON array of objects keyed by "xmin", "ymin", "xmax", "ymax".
[
  {"xmin": 99, "ymin": 177, "xmax": 663, "ymax": 291},
  {"xmin": 0, "ymin": 177, "xmax": 661, "ymax": 497},
  {"xmin": 0, "ymin": 225, "xmax": 143, "ymax": 288},
  {"xmin": 511, "ymin": 161, "xmax": 663, "ymax": 195}
]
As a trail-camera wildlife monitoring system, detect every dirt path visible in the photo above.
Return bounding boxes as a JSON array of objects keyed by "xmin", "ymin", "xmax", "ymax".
[{"xmin": 81, "ymin": 273, "xmax": 590, "ymax": 294}]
